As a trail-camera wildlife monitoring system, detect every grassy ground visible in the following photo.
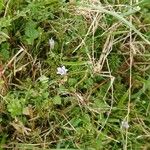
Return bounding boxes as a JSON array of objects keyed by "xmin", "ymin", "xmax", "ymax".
[{"xmin": 0, "ymin": 0, "xmax": 150, "ymax": 149}]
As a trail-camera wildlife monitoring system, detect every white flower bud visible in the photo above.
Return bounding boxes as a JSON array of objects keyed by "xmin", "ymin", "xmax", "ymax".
[{"xmin": 49, "ymin": 38, "xmax": 55, "ymax": 49}]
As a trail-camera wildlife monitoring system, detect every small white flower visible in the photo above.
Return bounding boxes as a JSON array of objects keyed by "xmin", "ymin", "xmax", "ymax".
[
  {"xmin": 49, "ymin": 38, "xmax": 55, "ymax": 49},
  {"xmin": 121, "ymin": 121, "xmax": 129, "ymax": 129},
  {"xmin": 57, "ymin": 66, "xmax": 68, "ymax": 75}
]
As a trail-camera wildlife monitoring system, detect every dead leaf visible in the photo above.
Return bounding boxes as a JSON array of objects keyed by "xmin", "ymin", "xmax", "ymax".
[{"xmin": 10, "ymin": 118, "xmax": 31, "ymax": 135}]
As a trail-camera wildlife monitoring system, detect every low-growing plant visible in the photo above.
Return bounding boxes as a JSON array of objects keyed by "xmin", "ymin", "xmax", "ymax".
[{"xmin": 1, "ymin": 0, "xmax": 150, "ymax": 149}]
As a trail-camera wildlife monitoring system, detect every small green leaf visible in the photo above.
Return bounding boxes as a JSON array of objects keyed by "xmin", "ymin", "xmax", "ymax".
[
  {"xmin": 7, "ymin": 100, "xmax": 23, "ymax": 117},
  {"xmin": 38, "ymin": 75, "xmax": 49, "ymax": 83},
  {"xmin": 0, "ymin": 0, "xmax": 4, "ymax": 11},
  {"xmin": 53, "ymin": 95, "xmax": 61, "ymax": 105},
  {"xmin": 70, "ymin": 117, "xmax": 82, "ymax": 127},
  {"xmin": 0, "ymin": 31, "xmax": 10, "ymax": 44},
  {"xmin": 25, "ymin": 21, "xmax": 39, "ymax": 44},
  {"xmin": 0, "ymin": 16, "xmax": 12, "ymax": 29},
  {"xmin": 0, "ymin": 43, "xmax": 10, "ymax": 60},
  {"xmin": 118, "ymin": 90, "xmax": 129, "ymax": 107}
]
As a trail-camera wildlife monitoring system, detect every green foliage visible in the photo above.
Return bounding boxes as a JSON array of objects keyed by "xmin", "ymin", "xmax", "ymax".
[
  {"xmin": 7, "ymin": 96, "xmax": 26, "ymax": 118},
  {"xmin": 108, "ymin": 54, "xmax": 121, "ymax": 72},
  {"xmin": 0, "ymin": 42, "xmax": 10, "ymax": 61},
  {"xmin": 1, "ymin": 0, "xmax": 150, "ymax": 149},
  {"xmin": 53, "ymin": 95, "xmax": 62, "ymax": 105},
  {"xmin": 0, "ymin": 0, "xmax": 4, "ymax": 11},
  {"xmin": 24, "ymin": 20, "xmax": 39, "ymax": 45}
]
